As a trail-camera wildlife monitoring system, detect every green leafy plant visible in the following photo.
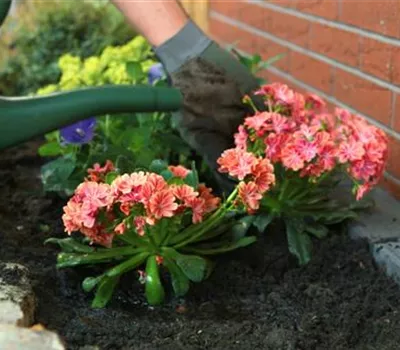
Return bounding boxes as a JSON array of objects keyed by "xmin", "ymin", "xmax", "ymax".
[
  {"xmin": 0, "ymin": 0, "xmax": 135, "ymax": 95},
  {"xmin": 37, "ymin": 37, "xmax": 193, "ymax": 196},
  {"xmin": 47, "ymin": 161, "xmax": 255, "ymax": 307}
]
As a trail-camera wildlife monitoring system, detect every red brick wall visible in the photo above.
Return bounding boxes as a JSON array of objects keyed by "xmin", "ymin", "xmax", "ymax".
[{"xmin": 208, "ymin": 0, "xmax": 400, "ymax": 199}]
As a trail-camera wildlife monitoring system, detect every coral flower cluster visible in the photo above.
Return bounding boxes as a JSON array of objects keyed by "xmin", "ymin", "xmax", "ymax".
[
  {"xmin": 62, "ymin": 162, "xmax": 220, "ymax": 247},
  {"xmin": 218, "ymin": 83, "xmax": 388, "ymax": 203},
  {"xmin": 217, "ymin": 149, "xmax": 275, "ymax": 212}
]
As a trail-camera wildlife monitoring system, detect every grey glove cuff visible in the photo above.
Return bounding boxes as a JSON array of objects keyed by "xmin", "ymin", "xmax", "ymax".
[{"xmin": 154, "ymin": 20, "xmax": 211, "ymax": 74}]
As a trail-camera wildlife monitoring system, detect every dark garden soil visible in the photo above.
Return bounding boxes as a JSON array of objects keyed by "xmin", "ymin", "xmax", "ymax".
[{"xmin": 1, "ymin": 141, "xmax": 400, "ymax": 350}]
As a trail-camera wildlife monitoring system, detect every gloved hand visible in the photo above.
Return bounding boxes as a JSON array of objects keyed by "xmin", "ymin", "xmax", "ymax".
[{"xmin": 154, "ymin": 20, "xmax": 261, "ymax": 193}]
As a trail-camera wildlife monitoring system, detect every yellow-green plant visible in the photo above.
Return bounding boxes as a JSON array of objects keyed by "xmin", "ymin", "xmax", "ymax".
[{"xmin": 0, "ymin": 0, "xmax": 135, "ymax": 95}]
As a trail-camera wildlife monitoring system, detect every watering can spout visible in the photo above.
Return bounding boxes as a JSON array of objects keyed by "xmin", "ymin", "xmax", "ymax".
[{"xmin": 0, "ymin": 86, "xmax": 183, "ymax": 150}]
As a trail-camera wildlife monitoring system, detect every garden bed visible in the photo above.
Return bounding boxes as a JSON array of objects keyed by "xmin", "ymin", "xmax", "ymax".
[{"xmin": 1, "ymin": 141, "xmax": 400, "ymax": 350}]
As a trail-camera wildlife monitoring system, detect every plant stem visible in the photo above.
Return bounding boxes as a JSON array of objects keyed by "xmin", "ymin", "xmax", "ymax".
[
  {"xmin": 245, "ymin": 97, "xmax": 259, "ymax": 113},
  {"xmin": 105, "ymin": 114, "xmax": 110, "ymax": 139},
  {"xmin": 173, "ymin": 188, "xmax": 238, "ymax": 249},
  {"xmin": 278, "ymin": 177, "xmax": 289, "ymax": 202},
  {"xmin": 57, "ymin": 246, "xmax": 146, "ymax": 267},
  {"xmin": 147, "ymin": 233, "xmax": 159, "ymax": 252}
]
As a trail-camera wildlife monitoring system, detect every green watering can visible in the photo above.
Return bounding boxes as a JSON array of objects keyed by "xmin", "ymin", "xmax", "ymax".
[{"xmin": 0, "ymin": 0, "xmax": 183, "ymax": 150}]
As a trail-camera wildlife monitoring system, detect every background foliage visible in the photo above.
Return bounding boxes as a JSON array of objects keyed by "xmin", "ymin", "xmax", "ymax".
[
  {"xmin": 37, "ymin": 37, "xmax": 194, "ymax": 196},
  {"xmin": 0, "ymin": 0, "xmax": 135, "ymax": 96}
]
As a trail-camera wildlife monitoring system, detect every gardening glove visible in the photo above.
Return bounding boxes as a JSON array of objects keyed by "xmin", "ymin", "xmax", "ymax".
[{"xmin": 154, "ymin": 20, "xmax": 261, "ymax": 194}]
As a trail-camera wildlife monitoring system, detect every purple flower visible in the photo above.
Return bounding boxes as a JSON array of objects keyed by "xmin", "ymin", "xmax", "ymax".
[
  {"xmin": 60, "ymin": 117, "xmax": 97, "ymax": 145},
  {"xmin": 148, "ymin": 63, "xmax": 165, "ymax": 85}
]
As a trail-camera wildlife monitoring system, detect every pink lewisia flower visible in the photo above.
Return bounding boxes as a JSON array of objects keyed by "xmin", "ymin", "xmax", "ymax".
[
  {"xmin": 273, "ymin": 84, "xmax": 295, "ymax": 105},
  {"xmin": 295, "ymin": 124, "xmax": 321, "ymax": 140},
  {"xmin": 335, "ymin": 107, "xmax": 353, "ymax": 123},
  {"xmin": 148, "ymin": 189, "xmax": 178, "ymax": 219},
  {"xmin": 299, "ymin": 163, "xmax": 324, "ymax": 179},
  {"xmin": 130, "ymin": 171, "xmax": 148, "ymax": 186},
  {"xmin": 186, "ymin": 197, "xmax": 206, "ymax": 224},
  {"xmin": 217, "ymin": 148, "xmax": 258, "ymax": 180},
  {"xmin": 255, "ymin": 83, "xmax": 295, "ymax": 106},
  {"xmin": 305, "ymin": 93, "xmax": 326, "ymax": 109},
  {"xmin": 264, "ymin": 133, "xmax": 288, "ymax": 163},
  {"xmin": 238, "ymin": 181, "xmax": 263, "ymax": 211},
  {"xmin": 140, "ymin": 173, "xmax": 168, "ymax": 205},
  {"xmin": 198, "ymin": 184, "xmax": 221, "ymax": 213},
  {"xmin": 356, "ymin": 183, "xmax": 371, "ymax": 201},
  {"xmin": 317, "ymin": 143, "xmax": 337, "ymax": 171},
  {"xmin": 349, "ymin": 159, "xmax": 377, "ymax": 182},
  {"xmin": 234, "ymin": 125, "xmax": 248, "ymax": 149},
  {"xmin": 172, "ymin": 184, "xmax": 198, "ymax": 204},
  {"xmin": 112, "ymin": 174, "xmax": 134, "ymax": 195},
  {"xmin": 112, "ymin": 173, "xmax": 146, "ymax": 204},
  {"xmin": 337, "ymin": 137, "xmax": 365, "ymax": 163},
  {"xmin": 251, "ymin": 158, "xmax": 275, "ymax": 193},
  {"xmin": 134, "ymin": 216, "xmax": 147, "ymax": 236},
  {"xmin": 87, "ymin": 160, "xmax": 115, "ymax": 182},
  {"xmin": 147, "ymin": 173, "xmax": 168, "ymax": 192},
  {"xmin": 310, "ymin": 113, "xmax": 337, "ymax": 132},
  {"xmin": 364, "ymin": 142, "xmax": 387, "ymax": 163},
  {"xmin": 62, "ymin": 200, "xmax": 83, "ymax": 234},
  {"xmin": 119, "ymin": 202, "xmax": 132, "ymax": 216},
  {"xmin": 221, "ymin": 82, "xmax": 388, "ymax": 204},
  {"xmin": 271, "ymin": 113, "xmax": 292, "ymax": 134},
  {"xmin": 293, "ymin": 138, "xmax": 319, "ymax": 163},
  {"xmin": 169, "ymin": 165, "xmax": 190, "ymax": 179},
  {"xmin": 291, "ymin": 93, "xmax": 306, "ymax": 120},
  {"xmin": 80, "ymin": 201, "xmax": 97, "ymax": 228},
  {"xmin": 244, "ymin": 112, "xmax": 271, "ymax": 131},
  {"xmin": 114, "ymin": 222, "xmax": 126, "ymax": 235},
  {"xmin": 81, "ymin": 225, "xmax": 114, "ymax": 248},
  {"xmin": 280, "ymin": 145, "xmax": 304, "ymax": 171},
  {"xmin": 75, "ymin": 181, "xmax": 114, "ymax": 208}
]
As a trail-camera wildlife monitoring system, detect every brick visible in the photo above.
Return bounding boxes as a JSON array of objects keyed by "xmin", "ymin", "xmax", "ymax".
[
  {"xmin": 391, "ymin": 47, "xmax": 400, "ymax": 86},
  {"xmin": 309, "ymin": 23, "xmax": 360, "ymax": 67},
  {"xmin": 289, "ymin": 52, "xmax": 334, "ymax": 93},
  {"xmin": 259, "ymin": 70, "xmax": 291, "ymax": 87},
  {"xmin": 386, "ymin": 135, "xmax": 400, "ymax": 179},
  {"xmin": 359, "ymin": 37, "xmax": 393, "ymax": 81},
  {"xmin": 209, "ymin": 0, "xmax": 247, "ymax": 18},
  {"xmin": 237, "ymin": 3, "xmax": 273, "ymax": 31},
  {"xmin": 340, "ymin": 0, "xmax": 400, "ymax": 39},
  {"xmin": 259, "ymin": 70, "xmax": 307, "ymax": 94},
  {"xmin": 209, "ymin": 1, "xmax": 271, "ymax": 32},
  {"xmin": 335, "ymin": 69, "xmax": 392, "ymax": 125},
  {"xmin": 393, "ymin": 94, "xmax": 400, "ymax": 132},
  {"xmin": 380, "ymin": 176, "xmax": 400, "ymax": 200},
  {"xmin": 209, "ymin": 19, "xmax": 239, "ymax": 47},
  {"xmin": 294, "ymin": 0, "xmax": 340, "ymax": 20},
  {"xmin": 268, "ymin": 11, "xmax": 311, "ymax": 47},
  {"xmin": 209, "ymin": 18, "xmax": 290, "ymax": 72},
  {"xmin": 210, "ymin": 2, "xmax": 310, "ymax": 48}
]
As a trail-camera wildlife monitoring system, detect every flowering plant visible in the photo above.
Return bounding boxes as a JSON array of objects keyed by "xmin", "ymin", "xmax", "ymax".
[
  {"xmin": 47, "ymin": 160, "xmax": 256, "ymax": 308},
  {"xmin": 216, "ymin": 83, "xmax": 388, "ymax": 264}
]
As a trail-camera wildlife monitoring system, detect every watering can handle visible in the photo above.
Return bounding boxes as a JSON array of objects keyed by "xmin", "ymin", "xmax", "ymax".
[{"xmin": 0, "ymin": 0, "xmax": 184, "ymax": 150}]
